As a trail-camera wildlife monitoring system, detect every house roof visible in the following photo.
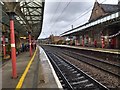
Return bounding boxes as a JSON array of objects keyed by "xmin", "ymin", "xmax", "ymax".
[{"xmin": 100, "ymin": 4, "xmax": 119, "ymax": 13}]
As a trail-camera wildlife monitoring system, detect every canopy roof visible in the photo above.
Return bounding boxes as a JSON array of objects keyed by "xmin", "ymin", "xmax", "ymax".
[{"xmin": 1, "ymin": 0, "xmax": 45, "ymax": 39}]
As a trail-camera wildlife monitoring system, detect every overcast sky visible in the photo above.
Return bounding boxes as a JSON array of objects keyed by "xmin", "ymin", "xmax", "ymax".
[{"xmin": 38, "ymin": 0, "xmax": 118, "ymax": 39}]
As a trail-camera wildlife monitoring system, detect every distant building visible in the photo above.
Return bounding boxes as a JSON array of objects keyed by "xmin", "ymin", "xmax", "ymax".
[
  {"xmin": 49, "ymin": 35, "xmax": 64, "ymax": 44},
  {"xmin": 63, "ymin": 0, "xmax": 120, "ymax": 49},
  {"xmin": 87, "ymin": 0, "xmax": 120, "ymax": 49},
  {"xmin": 38, "ymin": 38, "xmax": 49, "ymax": 44},
  {"xmin": 89, "ymin": 0, "xmax": 119, "ymax": 22}
]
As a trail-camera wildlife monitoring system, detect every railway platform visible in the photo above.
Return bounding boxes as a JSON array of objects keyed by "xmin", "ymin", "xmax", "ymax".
[
  {"xmin": 2, "ymin": 46, "xmax": 62, "ymax": 89},
  {"xmin": 48, "ymin": 44, "xmax": 120, "ymax": 55}
]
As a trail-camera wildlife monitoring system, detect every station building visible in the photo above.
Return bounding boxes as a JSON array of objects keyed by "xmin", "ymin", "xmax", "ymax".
[{"xmin": 62, "ymin": 0, "xmax": 120, "ymax": 49}]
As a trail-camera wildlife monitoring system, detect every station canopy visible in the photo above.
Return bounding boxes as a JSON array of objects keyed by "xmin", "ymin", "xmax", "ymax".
[{"xmin": 1, "ymin": 0, "xmax": 45, "ymax": 39}]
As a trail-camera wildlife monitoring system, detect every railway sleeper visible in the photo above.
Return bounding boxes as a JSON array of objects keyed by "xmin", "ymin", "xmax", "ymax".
[
  {"xmin": 68, "ymin": 76, "xmax": 85, "ymax": 82},
  {"xmin": 72, "ymin": 70, "xmax": 77, "ymax": 74},
  {"xmin": 67, "ymin": 66, "xmax": 72, "ymax": 69},
  {"xmin": 71, "ymin": 76, "xmax": 85, "ymax": 81},
  {"xmin": 71, "ymin": 80, "xmax": 94, "ymax": 88},
  {"xmin": 71, "ymin": 79, "xmax": 89, "ymax": 85},
  {"xmin": 73, "ymin": 83, "xmax": 95, "ymax": 89}
]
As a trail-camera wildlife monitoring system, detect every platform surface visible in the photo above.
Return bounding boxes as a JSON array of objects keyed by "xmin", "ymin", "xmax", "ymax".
[
  {"xmin": 2, "ymin": 51, "xmax": 31, "ymax": 88},
  {"xmin": 2, "ymin": 46, "xmax": 63, "ymax": 89},
  {"xmin": 48, "ymin": 44, "xmax": 120, "ymax": 54},
  {"xmin": 38, "ymin": 46, "xmax": 62, "ymax": 89}
]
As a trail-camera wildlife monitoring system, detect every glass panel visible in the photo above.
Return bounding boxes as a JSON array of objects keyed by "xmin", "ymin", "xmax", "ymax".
[
  {"xmin": 29, "ymin": 8, "xmax": 34, "ymax": 12},
  {"xmin": 102, "ymin": 17, "xmax": 106, "ymax": 22},
  {"xmin": 87, "ymin": 24, "xmax": 89, "ymax": 27},
  {"xmin": 106, "ymin": 16, "xmax": 111, "ymax": 21},
  {"xmin": 89, "ymin": 23, "xmax": 91, "ymax": 27},
  {"xmin": 28, "ymin": 21, "xmax": 32, "ymax": 24},
  {"xmin": 33, "ymin": 21, "xmax": 40, "ymax": 23},
  {"xmin": 31, "ymin": 10, "xmax": 39, "ymax": 14},
  {"xmin": 115, "ymin": 12, "xmax": 119, "ymax": 17},
  {"xmin": 111, "ymin": 14, "xmax": 115, "ymax": 19},
  {"xmin": 91, "ymin": 22, "xmax": 94, "ymax": 26},
  {"xmin": 93, "ymin": 22, "xmax": 95, "ymax": 26},
  {"xmin": 16, "ymin": 16, "xmax": 20, "ymax": 20},
  {"xmin": 86, "ymin": 24, "xmax": 88, "ymax": 28},
  {"xmin": 94, "ymin": 21, "xmax": 97, "ymax": 25},
  {"xmin": 33, "ymin": 1, "xmax": 41, "ymax": 7},
  {"xmin": 32, "ymin": 17, "xmax": 40, "ymax": 20},
  {"xmin": 97, "ymin": 19, "xmax": 99, "ymax": 24},
  {"xmin": 27, "ymin": 2, "xmax": 38, "ymax": 7},
  {"xmin": 101, "ymin": 18, "xmax": 104, "ymax": 23},
  {"xmin": 19, "ymin": 21, "xmax": 24, "ymax": 24},
  {"xmin": 27, "ymin": 17, "xmax": 30, "ymax": 20}
]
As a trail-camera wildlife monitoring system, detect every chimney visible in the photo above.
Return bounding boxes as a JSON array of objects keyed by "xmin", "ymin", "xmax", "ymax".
[{"xmin": 118, "ymin": 0, "xmax": 120, "ymax": 5}]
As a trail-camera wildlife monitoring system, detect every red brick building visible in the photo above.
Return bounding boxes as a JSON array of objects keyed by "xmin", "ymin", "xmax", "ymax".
[{"xmin": 65, "ymin": 0, "xmax": 120, "ymax": 49}]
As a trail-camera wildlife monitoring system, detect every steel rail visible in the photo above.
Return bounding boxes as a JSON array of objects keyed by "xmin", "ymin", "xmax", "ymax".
[{"xmin": 44, "ymin": 49, "xmax": 109, "ymax": 90}]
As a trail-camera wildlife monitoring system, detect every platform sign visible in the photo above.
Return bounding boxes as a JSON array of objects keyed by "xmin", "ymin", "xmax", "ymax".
[{"xmin": 5, "ymin": 38, "xmax": 8, "ymax": 42}]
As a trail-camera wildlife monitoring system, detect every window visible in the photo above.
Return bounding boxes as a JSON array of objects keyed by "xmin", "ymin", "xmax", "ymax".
[{"xmin": 95, "ymin": 9, "xmax": 99, "ymax": 14}]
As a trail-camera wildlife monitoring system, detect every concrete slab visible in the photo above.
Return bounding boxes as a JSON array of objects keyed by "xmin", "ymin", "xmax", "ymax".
[
  {"xmin": 2, "ymin": 51, "xmax": 31, "ymax": 88},
  {"xmin": 48, "ymin": 44, "xmax": 120, "ymax": 54},
  {"xmin": 38, "ymin": 46, "xmax": 63, "ymax": 89},
  {"xmin": 22, "ymin": 49, "xmax": 39, "ymax": 88},
  {"xmin": 2, "ymin": 46, "xmax": 63, "ymax": 89}
]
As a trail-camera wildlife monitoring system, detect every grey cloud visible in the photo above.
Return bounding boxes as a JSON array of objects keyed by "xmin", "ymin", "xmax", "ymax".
[
  {"xmin": 46, "ymin": 2, "xmax": 93, "ymax": 22},
  {"xmin": 40, "ymin": 2, "xmax": 94, "ymax": 38},
  {"xmin": 39, "ymin": 0, "xmax": 117, "ymax": 39}
]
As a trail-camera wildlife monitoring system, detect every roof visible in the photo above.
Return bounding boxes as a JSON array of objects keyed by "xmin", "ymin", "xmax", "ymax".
[
  {"xmin": 100, "ymin": 4, "xmax": 119, "ymax": 13},
  {"xmin": 1, "ymin": 1, "xmax": 45, "ymax": 39}
]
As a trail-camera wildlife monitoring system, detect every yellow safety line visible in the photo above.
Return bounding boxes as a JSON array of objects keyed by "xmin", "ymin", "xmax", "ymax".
[{"xmin": 16, "ymin": 48, "xmax": 38, "ymax": 89}]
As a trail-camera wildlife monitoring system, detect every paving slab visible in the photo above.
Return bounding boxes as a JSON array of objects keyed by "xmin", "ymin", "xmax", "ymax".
[
  {"xmin": 38, "ymin": 46, "xmax": 63, "ymax": 89},
  {"xmin": 2, "ymin": 46, "xmax": 63, "ymax": 89},
  {"xmin": 2, "ymin": 51, "xmax": 32, "ymax": 88}
]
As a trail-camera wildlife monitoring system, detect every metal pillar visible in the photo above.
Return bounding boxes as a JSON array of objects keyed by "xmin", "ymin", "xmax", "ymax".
[
  {"xmin": 101, "ymin": 37, "xmax": 105, "ymax": 48},
  {"xmin": 9, "ymin": 12, "xmax": 17, "ymax": 78},
  {"xmin": 2, "ymin": 34, "xmax": 6, "ymax": 58},
  {"xmin": 28, "ymin": 32, "xmax": 32, "ymax": 57},
  {"xmin": 82, "ymin": 36, "xmax": 84, "ymax": 47}
]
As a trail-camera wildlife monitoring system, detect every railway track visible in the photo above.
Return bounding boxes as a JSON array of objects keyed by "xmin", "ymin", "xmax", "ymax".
[
  {"xmin": 45, "ymin": 50, "xmax": 108, "ymax": 90},
  {"xmin": 59, "ymin": 49, "xmax": 120, "ymax": 78},
  {"xmin": 42, "ymin": 46, "xmax": 120, "ymax": 78}
]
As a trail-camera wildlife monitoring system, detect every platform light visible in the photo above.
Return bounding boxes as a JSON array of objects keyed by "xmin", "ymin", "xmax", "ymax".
[
  {"xmin": 104, "ymin": 36, "xmax": 108, "ymax": 39},
  {"xmin": 20, "ymin": 37, "xmax": 26, "ymax": 39}
]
